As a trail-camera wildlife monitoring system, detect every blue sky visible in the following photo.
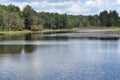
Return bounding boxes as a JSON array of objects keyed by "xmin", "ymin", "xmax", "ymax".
[{"xmin": 0, "ymin": 0, "xmax": 120, "ymax": 15}]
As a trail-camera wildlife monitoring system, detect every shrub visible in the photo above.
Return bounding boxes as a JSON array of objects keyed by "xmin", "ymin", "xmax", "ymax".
[{"xmin": 31, "ymin": 25, "xmax": 43, "ymax": 31}]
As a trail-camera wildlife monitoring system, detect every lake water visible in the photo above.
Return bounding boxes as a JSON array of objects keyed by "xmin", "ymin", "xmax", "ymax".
[{"xmin": 0, "ymin": 33, "xmax": 120, "ymax": 80}]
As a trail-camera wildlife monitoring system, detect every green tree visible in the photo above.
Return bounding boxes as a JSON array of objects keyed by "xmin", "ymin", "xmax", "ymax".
[
  {"xmin": 23, "ymin": 5, "xmax": 36, "ymax": 30},
  {"xmin": 4, "ymin": 12, "xmax": 24, "ymax": 31},
  {"xmin": 88, "ymin": 15, "xmax": 99, "ymax": 26},
  {"xmin": 62, "ymin": 14, "xmax": 69, "ymax": 29},
  {"xmin": 99, "ymin": 10, "xmax": 110, "ymax": 27},
  {"xmin": 0, "ymin": 5, "xmax": 7, "ymax": 30},
  {"xmin": 0, "ymin": 7, "xmax": 4, "ymax": 30},
  {"xmin": 109, "ymin": 10, "xmax": 119, "ymax": 26},
  {"xmin": 7, "ymin": 5, "xmax": 20, "ymax": 12}
]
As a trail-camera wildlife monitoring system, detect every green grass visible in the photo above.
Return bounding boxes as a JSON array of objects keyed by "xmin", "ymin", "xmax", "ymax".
[
  {"xmin": 111, "ymin": 30, "xmax": 120, "ymax": 34},
  {"xmin": 0, "ymin": 30, "xmax": 31, "ymax": 35},
  {"xmin": 0, "ymin": 29, "xmax": 72, "ymax": 35},
  {"xmin": 0, "ymin": 27, "xmax": 120, "ymax": 35}
]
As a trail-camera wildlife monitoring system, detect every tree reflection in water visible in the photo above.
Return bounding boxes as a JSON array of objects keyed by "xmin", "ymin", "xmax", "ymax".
[{"xmin": 0, "ymin": 45, "xmax": 37, "ymax": 54}]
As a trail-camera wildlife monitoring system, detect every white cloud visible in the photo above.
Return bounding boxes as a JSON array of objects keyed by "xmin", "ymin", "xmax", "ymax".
[
  {"xmin": 47, "ymin": 8, "xmax": 63, "ymax": 13},
  {"xmin": 117, "ymin": 0, "xmax": 120, "ymax": 4},
  {"xmin": 67, "ymin": 1, "xmax": 81, "ymax": 13},
  {"xmin": 29, "ymin": 1, "xmax": 73, "ymax": 8},
  {"xmin": 0, "ymin": 0, "xmax": 120, "ymax": 15},
  {"xmin": 115, "ymin": 0, "xmax": 120, "ymax": 6},
  {"xmin": 85, "ymin": 0, "xmax": 96, "ymax": 7},
  {"xmin": 28, "ymin": 1, "xmax": 74, "ymax": 13},
  {"xmin": 85, "ymin": 0, "xmax": 104, "ymax": 8}
]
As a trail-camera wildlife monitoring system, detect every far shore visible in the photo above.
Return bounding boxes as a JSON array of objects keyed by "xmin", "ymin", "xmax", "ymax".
[
  {"xmin": 0, "ymin": 28, "xmax": 120, "ymax": 37},
  {"xmin": 43, "ymin": 28, "xmax": 120, "ymax": 38}
]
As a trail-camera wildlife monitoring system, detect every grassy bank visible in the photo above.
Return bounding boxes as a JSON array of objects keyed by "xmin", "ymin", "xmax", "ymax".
[
  {"xmin": 0, "ymin": 29, "xmax": 75, "ymax": 35},
  {"xmin": 111, "ymin": 29, "xmax": 120, "ymax": 34},
  {"xmin": 0, "ymin": 27, "xmax": 120, "ymax": 35},
  {"xmin": 0, "ymin": 30, "xmax": 31, "ymax": 35}
]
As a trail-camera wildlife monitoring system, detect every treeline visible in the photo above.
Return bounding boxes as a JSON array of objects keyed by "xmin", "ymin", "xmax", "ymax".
[{"xmin": 0, "ymin": 4, "xmax": 120, "ymax": 31}]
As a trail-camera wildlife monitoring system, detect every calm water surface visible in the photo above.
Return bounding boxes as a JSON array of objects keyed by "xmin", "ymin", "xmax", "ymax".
[{"xmin": 0, "ymin": 33, "xmax": 120, "ymax": 80}]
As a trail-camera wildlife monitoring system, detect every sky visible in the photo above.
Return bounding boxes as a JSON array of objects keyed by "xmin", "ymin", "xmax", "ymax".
[{"xmin": 0, "ymin": 0, "xmax": 120, "ymax": 15}]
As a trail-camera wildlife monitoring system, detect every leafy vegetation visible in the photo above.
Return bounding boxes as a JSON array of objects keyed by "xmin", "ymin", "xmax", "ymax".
[
  {"xmin": 0, "ymin": 4, "xmax": 120, "ymax": 31},
  {"xmin": 31, "ymin": 25, "xmax": 43, "ymax": 31}
]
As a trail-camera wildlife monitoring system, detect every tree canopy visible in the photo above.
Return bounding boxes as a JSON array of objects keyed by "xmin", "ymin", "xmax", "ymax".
[{"xmin": 0, "ymin": 4, "xmax": 120, "ymax": 31}]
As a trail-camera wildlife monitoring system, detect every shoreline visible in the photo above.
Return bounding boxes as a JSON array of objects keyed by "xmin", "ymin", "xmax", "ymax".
[
  {"xmin": 0, "ymin": 28, "xmax": 120, "ymax": 35},
  {"xmin": 43, "ymin": 28, "xmax": 120, "ymax": 38},
  {"xmin": 45, "ymin": 33, "xmax": 120, "ymax": 38}
]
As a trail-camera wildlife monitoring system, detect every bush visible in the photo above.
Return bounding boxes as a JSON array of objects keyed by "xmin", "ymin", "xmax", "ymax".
[{"xmin": 31, "ymin": 25, "xmax": 43, "ymax": 31}]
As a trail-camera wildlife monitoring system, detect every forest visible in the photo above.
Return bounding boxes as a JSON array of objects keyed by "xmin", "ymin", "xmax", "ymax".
[{"xmin": 0, "ymin": 4, "xmax": 120, "ymax": 31}]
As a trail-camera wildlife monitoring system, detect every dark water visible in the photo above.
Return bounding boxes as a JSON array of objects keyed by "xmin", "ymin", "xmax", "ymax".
[{"xmin": 0, "ymin": 33, "xmax": 120, "ymax": 80}]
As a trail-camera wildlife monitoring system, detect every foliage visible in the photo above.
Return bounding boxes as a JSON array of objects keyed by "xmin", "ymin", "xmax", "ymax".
[
  {"xmin": 0, "ymin": 4, "xmax": 24, "ymax": 31},
  {"xmin": 31, "ymin": 25, "xmax": 43, "ymax": 31},
  {"xmin": 4, "ymin": 12, "xmax": 24, "ymax": 31},
  {"xmin": 23, "ymin": 5, "xmax": 37, "ymax": 30},
  {"xmin": 0, "ymin": 4, "xmax": 120, "ymax": 31},
  {"xmin": 99, "ymin": 10, "xmax": 120, "ymax": 27}
]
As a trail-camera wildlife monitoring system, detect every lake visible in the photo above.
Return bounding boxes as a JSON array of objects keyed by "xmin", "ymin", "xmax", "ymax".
[{"xmin": 0, "ymin": 33, "xmax": 120, "ymax": 80}]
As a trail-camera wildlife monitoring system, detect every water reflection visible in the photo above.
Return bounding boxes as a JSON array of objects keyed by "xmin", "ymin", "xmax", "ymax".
[
  {"xmin": 25, "ymin": 33, "xmax": 44, "ymax": 40},
  {"xmin": 0, "ymin": 33, "xmax": 119, "ymax": 41},
  {"xmin": 0, "ymin": 33, "xmax": 69, "ymax": 41},
  {"xmin": 0, "ymin": 33, "xmax": 120, "ymax": 80},
  {"xmin": 24, "ymin": 45, "xmax": 37, "ymax": 53},
  {"xmin": 0, "ymin": 34, "xmax": 25, "ymax": 41},
  {"xmin": 0, "ymin": 45, "xmax": 22, "ymax": 54},
  {"xmin": 0, "ymin": 45, "xmax": 37, "ymax": 54}
]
